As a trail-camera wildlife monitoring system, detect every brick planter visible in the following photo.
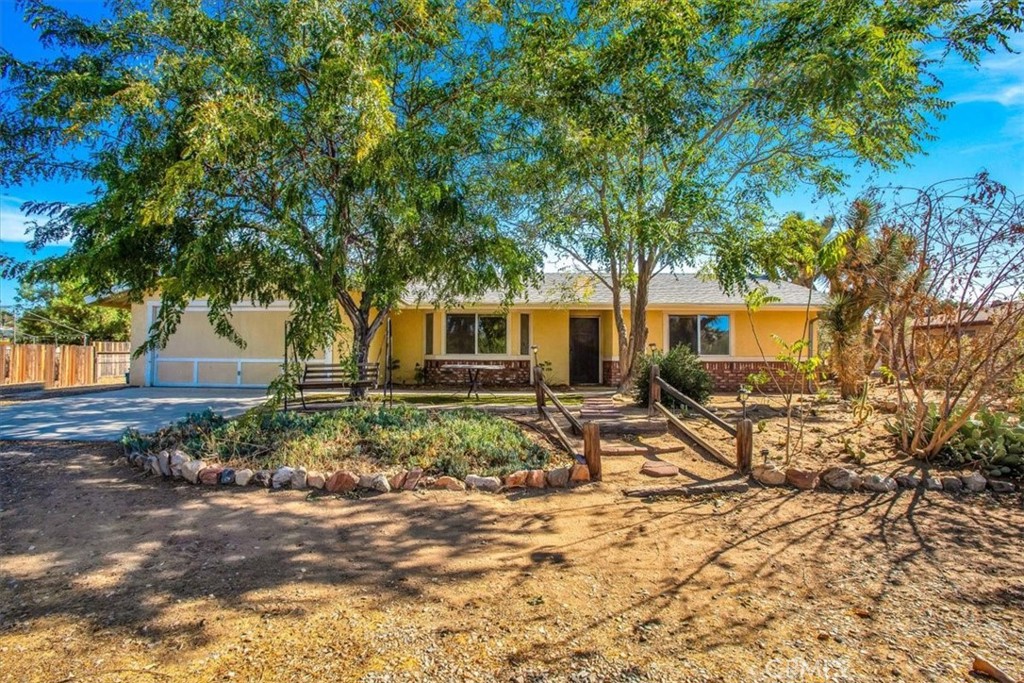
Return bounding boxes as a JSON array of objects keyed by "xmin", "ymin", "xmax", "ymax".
[
  {"xmin": 423, "ymin": 359, "xmax": 531, "ymax": 387},
  {"xmin": 702, "ymin": 361, "xmax": 800, "ymax": 392},
  {"xmin": 602, "ymin": 360, "xmax": 621, "ymax": 387}
]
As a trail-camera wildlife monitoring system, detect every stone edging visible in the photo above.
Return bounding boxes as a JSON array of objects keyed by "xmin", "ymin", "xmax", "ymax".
[
  {"xmin": 123, "ymin": 449, "xmax": 592, "ymax": 494},
  {"xmin": 751, "ymin": 463, "xmax": 1018, "ymax": 494}
]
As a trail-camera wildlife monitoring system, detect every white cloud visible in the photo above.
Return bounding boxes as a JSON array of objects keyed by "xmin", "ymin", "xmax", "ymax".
[
  {"xmin": 946, "ymin": 36, "xmax": 1024, "ymax": 107},
  {"xmin": 957, "ymin": 82, "xmax": 1024, "ymax": 106},
  {"xmin": 0, "ymin": 196, "xmax": 33, "ymax": 242},
  {"xmin": 0, "ymin": 196, "xmax": 72, "ymax": 245}
]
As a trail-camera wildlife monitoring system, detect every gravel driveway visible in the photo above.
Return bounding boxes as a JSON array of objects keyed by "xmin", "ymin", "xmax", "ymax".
[{"xmin": 0, "ymin": 387, "xmax": 268, "ymax": 441}]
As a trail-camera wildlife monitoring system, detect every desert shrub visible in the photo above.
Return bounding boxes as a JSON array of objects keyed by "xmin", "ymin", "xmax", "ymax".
[
  {"xmin": 888, "ymin": 407, "xmax": 1024, "ymax": 477},
  {"xmin": 125, "ymin": 405, "xmax": 550, "ymax": 477},
  {"xmin": 633, "ymin": 345, "xmax": 713, "ymax": 408},
  {"xmin": 121, "ymin": 409, "xmax": 226, "ymax": 455}
]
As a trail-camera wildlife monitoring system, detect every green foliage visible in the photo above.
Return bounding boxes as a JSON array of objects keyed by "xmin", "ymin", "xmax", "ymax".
[
  {"xmin": 745, "ymin": 335, "xmax": 822, "ymax": 395},
  {"xmin": 2, "ymin": 0, "xmax": 540, "ymax": 371},
  {"xmin": 125, "ymin": 405, "xmax": 550, "ymax": 478},
  {"xmin": 494, "ymin": 0, "xmax": 1020, "ymax": 387},
  {"xmin": 888, "ymin": 407, "xmax": 1024, "ymax": 477},
  {"xmin": 633, "ymin": 346, "xmax": 713, "ymax": 408},
  {"xmin": 14, "ymin": 279, "xmax": 129, "ymax": 344},
  {"xmin": 120, "ymin": 409, "xmax": 227, "ymax": 455}
]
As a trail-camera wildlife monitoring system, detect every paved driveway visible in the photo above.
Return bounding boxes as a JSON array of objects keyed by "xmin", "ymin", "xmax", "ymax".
[{"xmin": 0, "ymin": 388, "xmax": 269, "ymax": 441}]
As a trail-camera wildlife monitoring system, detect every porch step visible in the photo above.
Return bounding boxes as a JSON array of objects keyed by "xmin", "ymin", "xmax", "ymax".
[{"xmin": 579, "ymin": 396, "xmax": 668, "ymax": 435}]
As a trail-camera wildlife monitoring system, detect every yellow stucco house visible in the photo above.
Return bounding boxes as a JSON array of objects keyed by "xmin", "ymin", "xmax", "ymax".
[{"xmin": 127, "ymin": 273, "xmax": 824, "ymax": 390}]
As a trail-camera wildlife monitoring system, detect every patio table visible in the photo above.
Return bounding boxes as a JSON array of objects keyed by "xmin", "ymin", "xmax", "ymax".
[{"xmin": 444, "ymin": 364, "xmax": 500, "ymax": 399}]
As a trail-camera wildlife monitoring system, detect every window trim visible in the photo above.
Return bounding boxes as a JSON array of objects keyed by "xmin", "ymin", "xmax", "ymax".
[
  {"xmin": 443, "ymin": 312, "xmax": 509, "ymax": 356},
  {"xmin": 665, "ymin": 313, "xmax": 733, "ymax": 357}
]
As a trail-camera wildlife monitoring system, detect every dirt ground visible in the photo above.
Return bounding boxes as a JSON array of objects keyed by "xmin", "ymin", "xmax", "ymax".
[
  {"xmin": 682, "ymin": 392, "xmax": 940, "ymax": 475},
  {"xmin": 2, "ymin": 441, "xmax": 1023, "ymax": 683}
]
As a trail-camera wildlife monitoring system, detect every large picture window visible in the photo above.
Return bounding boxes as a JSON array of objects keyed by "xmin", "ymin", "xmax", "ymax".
[
  {"xmin": 445, "ymin": 314, "xmax": 507, "ymax": 354},
  {"xmin": 668, "ymin": 314, "xmax": 730, "ymax": 356}
]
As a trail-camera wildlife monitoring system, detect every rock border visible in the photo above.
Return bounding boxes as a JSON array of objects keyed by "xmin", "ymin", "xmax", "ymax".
[
  {"xmin": 751, "ymin": 462, "xmax": 1018, "ymax": 495},
  {"xmin": 124, "ymin": 449, "xmax": 593, "ymax": 495}
]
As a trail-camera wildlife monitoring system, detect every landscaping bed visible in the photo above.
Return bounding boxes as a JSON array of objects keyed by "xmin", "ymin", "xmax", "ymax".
[
  {"xmin": 121, "ymin": 405, "xmax": 587, "ymax": 494},
  {"xmin": 676, "ymin": 390, "xmax": 1023, "ymax": 488}
]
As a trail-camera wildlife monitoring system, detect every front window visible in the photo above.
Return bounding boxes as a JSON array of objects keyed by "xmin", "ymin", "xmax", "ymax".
[
  {"xmin": 445, "ymin": 314, "xmax": 507, "ymax": 354},
  {"xmin": 668, "ymin": 314, "xmax": 730, "ymax": 356}
]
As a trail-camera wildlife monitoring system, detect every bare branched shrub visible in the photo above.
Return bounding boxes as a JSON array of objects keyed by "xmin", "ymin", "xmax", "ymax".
[{"xmin": 877, "ymin": 174, "xmax": 1024, "ymax": 459}]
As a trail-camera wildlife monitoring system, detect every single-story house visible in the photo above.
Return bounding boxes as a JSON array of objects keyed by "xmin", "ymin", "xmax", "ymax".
[{"xmin": 126, "ymin": 273, "xmax": 825, "ymax": 390}]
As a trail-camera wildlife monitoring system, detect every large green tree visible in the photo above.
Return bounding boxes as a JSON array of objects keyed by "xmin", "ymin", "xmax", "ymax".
[
  {"xmin": 1, "ymin": 0, "xmax": 539, "ymax": 377},
  {"xmin": 14, "ymin": 278, "xmax": 130, "ymax": 344},
  {"xmin": 497, "ymin": 0, "xmax": 1022, "ymax": 389}
]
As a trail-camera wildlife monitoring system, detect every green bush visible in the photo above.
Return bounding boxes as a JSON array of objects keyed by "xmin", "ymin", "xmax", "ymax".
[
  {"xmin": 124, "ymin": 405, "xmax": 551, "ymax": 478},
  {"xmin": 633, "ymin": 345, "xmax": 713, "ymax": 408},
  {"xmin": 121, "ymin": 408, "xmax": 226, "ymax": 455},
  {"xmin": 888, "ymin": 407, "xmax": 1024, "ymax": 477}
]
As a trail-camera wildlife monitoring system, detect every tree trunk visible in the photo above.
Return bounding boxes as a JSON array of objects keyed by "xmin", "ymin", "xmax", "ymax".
[
  {"xmin": 613, "ymin": 269, "xmax": 651, "ymax": 392},
  {"xmin": 336, "ymin": 291, "xmax": 386, "ymax": 400},
  {"xmin": 834, "ymin": 333, "xmax": 865, "ymax": 399}
]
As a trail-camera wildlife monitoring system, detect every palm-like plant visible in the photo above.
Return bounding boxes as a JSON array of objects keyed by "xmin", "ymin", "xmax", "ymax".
[{"xmin": 819, "ymin": 201, "xmax": 917, "ymax": 398}]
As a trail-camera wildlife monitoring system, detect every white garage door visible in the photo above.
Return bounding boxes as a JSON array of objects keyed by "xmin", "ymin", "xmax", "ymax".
[{"xmin": 148, "ymin": 305, "xmax": 291, "ymax": 388}]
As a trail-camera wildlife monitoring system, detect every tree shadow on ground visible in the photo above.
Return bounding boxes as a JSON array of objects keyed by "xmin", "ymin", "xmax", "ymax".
[{"xmin": 1, "ymin": 440, "xmax": 1022, "ymax": 681}]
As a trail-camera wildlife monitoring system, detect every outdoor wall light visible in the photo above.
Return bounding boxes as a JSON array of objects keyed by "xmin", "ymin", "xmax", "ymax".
[{"xmin": 738, "ymin": 386, "xmax": 750, "ymax": 418}]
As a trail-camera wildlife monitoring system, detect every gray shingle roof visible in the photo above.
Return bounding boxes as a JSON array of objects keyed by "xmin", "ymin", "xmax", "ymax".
[{"xmin": 408, "ymin": 273, "xmax": 826, "ymax": 308}]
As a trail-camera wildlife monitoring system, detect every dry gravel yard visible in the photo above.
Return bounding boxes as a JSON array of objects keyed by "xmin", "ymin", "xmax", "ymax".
[{"xmin": 1, "ymin": 440, "xmax": 1022, "ymax": 683}]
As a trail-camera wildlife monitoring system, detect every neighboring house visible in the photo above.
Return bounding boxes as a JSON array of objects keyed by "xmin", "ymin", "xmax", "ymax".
[{"xmin": 125, "ymin": 273, "xmax": 825, "ymax": 390}]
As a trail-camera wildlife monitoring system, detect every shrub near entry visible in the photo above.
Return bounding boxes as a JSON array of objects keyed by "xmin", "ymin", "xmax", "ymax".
[
  {"xmin": 123, "ymin": 405, "xmax": 551, "ymax": 479},
  {"xmin": 634, "ymin": 346, "xmax": 714, "ymax": 408}
]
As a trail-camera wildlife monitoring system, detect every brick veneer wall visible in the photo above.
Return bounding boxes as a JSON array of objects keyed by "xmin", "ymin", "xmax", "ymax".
[
  {"xmin": 424, "ymin": 359, "xmax": 532, "ymax": 387},
  {"xmin": 702, "ymin": 360, "xmax": 799, "ymax": 391},
  {"xmin": 602, "ymin": 360, "xmax": 621, "ymax": 387}
]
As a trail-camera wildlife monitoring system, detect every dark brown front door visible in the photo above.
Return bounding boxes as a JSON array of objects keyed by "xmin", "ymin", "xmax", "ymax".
[{"xmin": 569, "ymin": 317, "xmax": 600, "ymax": 385}]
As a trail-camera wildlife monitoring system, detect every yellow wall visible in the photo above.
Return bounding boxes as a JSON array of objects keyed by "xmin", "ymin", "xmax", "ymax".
[
  {"xmin": 735, "ymin": 309, "xmax": 814, "ymax": 357},
  {"xmin": 129, "ymin": 297, "xmax": 818, "ymax": 388},
  {"xmin": 128, "ymin": 303, "xmax": 149, "ymax": 386},
  {"xmin": 532, "ymin": 309, "xmax": 570, "ymax": 385},
  {"xmin": 387, "ymin": 308, "xmax": 426, "ymax": 383}
]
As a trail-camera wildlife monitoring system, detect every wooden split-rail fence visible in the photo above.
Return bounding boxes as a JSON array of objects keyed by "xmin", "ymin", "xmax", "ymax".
[
  {"xmin": 533, "ymin": 366, "xmax": 602, "ymax": 481},
  {"xmin": 1, "ymin": 341, "xmax": 131, "ymax": 389},
  {"xmin": 648, "ymin": 364, "xmax": 753, "ymax": 474}
]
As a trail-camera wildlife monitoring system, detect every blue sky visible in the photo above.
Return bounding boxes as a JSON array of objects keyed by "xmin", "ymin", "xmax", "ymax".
[{"xmin": 2, "ymin": 1, "xmax": 1022, "ymax": 307}]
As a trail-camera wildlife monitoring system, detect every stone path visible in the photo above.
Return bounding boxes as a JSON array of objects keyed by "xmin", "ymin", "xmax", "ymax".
[{"xmin": 578, "ymin": 396, "xmax": 668, "ymax": 434}]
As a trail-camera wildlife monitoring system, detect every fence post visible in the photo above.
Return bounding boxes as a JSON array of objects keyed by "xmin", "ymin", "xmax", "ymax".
[
  {"xmin": 534, "ymin": 365, "xmax": 546, "ymax": 414},
  {"xmin": 736, "ymin": 418, "xmax": 753, "ymax": 474},
  {"xmin": 43, "ymin": 345, "xmax": 57, "ymax": 388},
  {"xmin": 583, "ymin": 422, "xmax": 602, "ymax": 481},
  {"xmin": 648, "ymin": 364, "xmax": 660, "ymax": 416}
]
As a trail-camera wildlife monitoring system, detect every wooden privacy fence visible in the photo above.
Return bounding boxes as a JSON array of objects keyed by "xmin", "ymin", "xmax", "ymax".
[
  {"xmin": 534, "ymin": 366, "xmax": 602, "ymax": 481},
  {"xmin": 94, "ymin": 341, "xmax": 131, "ymax": 379},
  {"xmin": 648, "ymin": 364, "xmax": 753, "ymax": 474},
  {"xmin": 1, "ymin": 343, "xmax": 99, "ymax": 388}
]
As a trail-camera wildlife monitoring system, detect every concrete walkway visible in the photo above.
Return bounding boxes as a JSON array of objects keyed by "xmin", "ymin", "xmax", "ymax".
[{"xmin": 0, "ymin": 387, "xmax": 268, "ymax": 442}]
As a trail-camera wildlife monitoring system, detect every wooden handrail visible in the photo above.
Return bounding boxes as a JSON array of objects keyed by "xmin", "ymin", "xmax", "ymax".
[
  {"xmin": 649, "ymin": 364, "xmax": 752, "ymax": 474},
  {"xmin": 656, "ymin": 377, "xmax": 737, "ymax": 436},
  {"xmin": 533, "ymin": 366, "xmax": 601, "ymax": 479},
  {"xmin": 534, "ymin": 366, "xmax": 582, "ymax": 435}
]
